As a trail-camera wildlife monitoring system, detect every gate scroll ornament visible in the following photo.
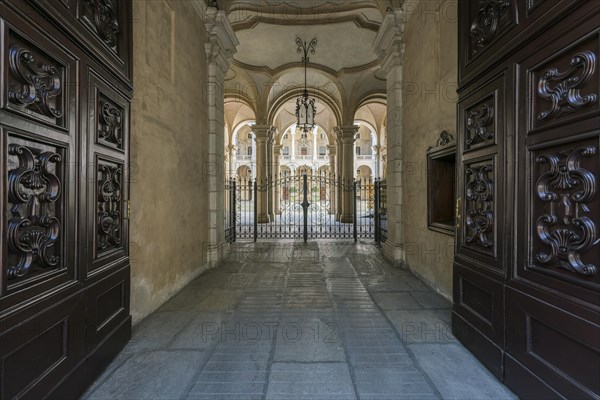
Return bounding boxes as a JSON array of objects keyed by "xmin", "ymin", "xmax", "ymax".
[{"xmin": 535, "ymin": 146, "xmax": 599, "ymax": 277}]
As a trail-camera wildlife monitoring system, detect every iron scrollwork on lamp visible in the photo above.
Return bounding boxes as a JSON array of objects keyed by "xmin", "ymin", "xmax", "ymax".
[{"xmin": 295, "ymin": 37, "xmax": 317, "ymax": 134}]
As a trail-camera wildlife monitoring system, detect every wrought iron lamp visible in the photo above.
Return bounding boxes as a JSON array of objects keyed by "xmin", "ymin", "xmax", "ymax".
[{"xmin": 295, "ymin": 37, "xmax": 317, "ymax": 134}]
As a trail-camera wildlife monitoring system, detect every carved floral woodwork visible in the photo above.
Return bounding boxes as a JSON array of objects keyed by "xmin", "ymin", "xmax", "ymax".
[
  {"xmin": 428, "ymin": 131, "xmax": 455, "ymax": 151},
  {"xmin": 98, "ymin": 94, "xmax": 123, "ymax": 148},
  {"xmin": 97, "ymin": 162, "xmax": 122, "ymax": 253},
  {"xmin": 82, "ymin": 0, "xmax": 120, "ymax": 50},
  {"xmin": 466, "ymin": 99, "xmax": 495, "ymax": 148},
  {"xmin": 8, "ymin": 45, "xmax": 63, "ymax": 120},
  {"xmin": 537, "ymin": 50, "xmax": 598, "ymax": 121},
  {"xmin": 465, "ymin": 162, "xmax": 495, "ymax": 249},
  {"xmin": 7, "ymin": 143, "xmax": 62, "ymax": 280},
  {"xmin": 470, "ymin": 0, "xmax": 511, "ymax": 53},
  {"xmin": 535, "ymin": 146, "xmax": 599, "ymax": 276}
]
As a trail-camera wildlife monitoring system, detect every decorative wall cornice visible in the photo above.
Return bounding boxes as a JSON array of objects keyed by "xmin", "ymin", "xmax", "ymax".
[
  {"xmin": 203, "ymin": 6, "xmax": 240, "ymax": 74},
  {"xmin": 373, "ymin": 8, "xmax": 405, "ymax": 75}
]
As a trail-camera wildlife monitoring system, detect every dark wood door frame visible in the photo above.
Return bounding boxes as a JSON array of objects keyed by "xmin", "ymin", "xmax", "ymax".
[
  {"xmin": 0, "ymin": 1, "xmax": 132, "ymax": 398},
  {"xmin": 453, "ymin": 1, "xmax": 600, "ymax": 399}
]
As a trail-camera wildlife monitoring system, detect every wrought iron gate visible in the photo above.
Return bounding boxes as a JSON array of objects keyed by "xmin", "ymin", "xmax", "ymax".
[{"xmin": 227, "ymin": 174, "xmax": 380, "ymax": 242}]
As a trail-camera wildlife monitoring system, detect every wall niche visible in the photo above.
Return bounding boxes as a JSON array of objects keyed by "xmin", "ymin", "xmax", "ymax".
[{"xmin": 427, "ymin": 131, "xmax": 456, "ymax": 235}]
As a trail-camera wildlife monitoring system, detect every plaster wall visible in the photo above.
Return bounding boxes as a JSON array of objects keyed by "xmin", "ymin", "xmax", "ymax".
[
  {"xmin": 130, "ymin": 0, "xmax": 210, "ymax": 323},
  {"xmin": 402, "ymin": 0, "xmax": 458, "ymax": 299}
]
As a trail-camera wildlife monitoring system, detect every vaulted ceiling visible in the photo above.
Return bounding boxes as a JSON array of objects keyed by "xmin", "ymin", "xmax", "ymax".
[{"xmin": 222, "ymin": 0, "xmax": 395, "ymax": 130}]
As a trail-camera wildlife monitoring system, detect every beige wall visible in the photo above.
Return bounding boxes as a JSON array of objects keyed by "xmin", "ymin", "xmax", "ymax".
[
  {"xmin": 402, "ymin": 0, "xmax": 458, "ymax": 299},
  {"xmin": 130, "ymin": 0, "xmax": 210, "ymax": 323}
]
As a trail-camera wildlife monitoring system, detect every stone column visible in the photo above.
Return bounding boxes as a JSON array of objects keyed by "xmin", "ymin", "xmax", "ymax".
[
  {"xmin": 253, "ymin": 125, "xmax": 272, "ymax": 223},
  {"xmin": 203, "ymin": 6, "xmax": 238, "ymax": 265},
  {"xmin": 335, "ymin": 129, "xmax": 343, "ymax": 221},
  {"xmin": 267, "ymin": 127, "xmax": 275, "ymax": 220},
  {"xmin": 373, "ymin": 8, "xmax": 406, "ymax": 265},
  {"xmin": 336, "ymin": 125, "xmax": 358, "ymax": 223},
  {"xmin": 228, "ymin": 144, "xmax": 235, "ymax": 178},
  {"xmin": 372, "ymin": 144, "xmax": 381, "ymax": 178},
  {"xmin": 327, "ymin": 144, "xmax": 336, "ymax": 215},
  {"xmin": 273, "ymin": 144, "xmax": 282, "ymax": 215}
]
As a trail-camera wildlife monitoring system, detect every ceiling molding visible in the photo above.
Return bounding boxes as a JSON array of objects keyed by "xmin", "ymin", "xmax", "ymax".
[
  {"xmin": 230, "ymin": 59, "xmax": 381, "ymax": 78},
  {"xmin": 230, "ymin": 13, "xmax": 381, "ymax": 33}
]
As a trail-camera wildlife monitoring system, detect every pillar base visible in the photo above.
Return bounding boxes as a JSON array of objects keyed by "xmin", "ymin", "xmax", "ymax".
[
  {"xmin": 205, "ymin": 240, "xmax": 228, "ymax": 268},
  {"xmin": 381, "ymin": 241, "xmax": 405, "ymax": 268}
]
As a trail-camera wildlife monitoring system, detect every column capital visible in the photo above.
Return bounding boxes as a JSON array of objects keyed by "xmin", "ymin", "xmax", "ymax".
[
  {"xmin": 372, "ymin": 144, "xmax": 381, "ymax": 153},
  {"xmin": 334, "ymin": 125, "xmax": 359, "ymax": 142},
  {"xmin": 252, "ymin": 125, "xmax": 273, "ymax": 140}
]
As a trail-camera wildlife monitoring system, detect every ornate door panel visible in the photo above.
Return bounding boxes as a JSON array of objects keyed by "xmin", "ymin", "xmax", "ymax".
[
  {"xmin": 459, "ymin": 0, "xmax": 582, "ymax": 88},
  {"xmin": 0, "ymin": 0, "xmax": 132, "ymax": 398},
  {"xmin": 459, "ymin": 0, "xmax": 518, "ymax": 85},
  {"xmin": 0, "ymin": 1, "xmax": 80, "ymax": 318},
  {"xmin": 26, "ymin": 0, "xmax": 133, "ymax": 82},
  {"xmin": 453, "ymin": 70, "xmax": 510, "ymax": 377},
  {"xmin": 507, "ymin": 7, "xmax": 600, "ymax": 398},
  {"xmin": 455, "ymin": 2, "xmax": 600, "ymax": 399}
]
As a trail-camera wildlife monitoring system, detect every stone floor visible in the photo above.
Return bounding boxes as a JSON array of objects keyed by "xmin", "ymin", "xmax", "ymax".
[{"xmin": 83, "ymin": 242, "xmax": 516, "ymax": 400}]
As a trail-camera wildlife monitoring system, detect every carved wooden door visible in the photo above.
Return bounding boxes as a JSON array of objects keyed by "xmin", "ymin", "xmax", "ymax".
[
  {"xmin": 453, "ymin": 1, "xmax": 599, "ymax": 399},
  {"xmin": 0, "ymin": 1, "xmax": 132, "ymax": 398}
]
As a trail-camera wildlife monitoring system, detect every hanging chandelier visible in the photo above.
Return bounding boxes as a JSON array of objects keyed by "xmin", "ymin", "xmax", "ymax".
[{"xmin": 295, "ymin": 37, "xmax": 317, "ymax": 134}]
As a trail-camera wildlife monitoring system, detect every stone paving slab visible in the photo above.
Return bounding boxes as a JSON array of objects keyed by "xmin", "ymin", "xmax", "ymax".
[
  {"xmin": 411, "ymin": 291, "xmax": 453, "ymax": 309},
  {"xmin": 124, "ymin": 310, "xmax": 197, "ymax": 352},
  {"xmin": 273, "ymin": 317, "xmax": 345, "ymax": 362},
  {"xmin": 83, "ymin": 242, "xmax": 515, "ymax": 400},
  {"xmin": 408, "ymin": 343, "xmax": 518, "ymax": 400},
  {"xmin": 386, "ymin": 309, "xmax": 456, "ymax": 344},
  {"xmin": 371, "ymin": 292, "xmax": 424, "ymax": 310},
  {"xmin": 87, "ymin": 350, "xmax": 209, "ymax": 400},
  {"xmin": 266, "ymin": 363, "xmax": 356, "ymax": 400},
  {"xmin": 353, "ymin": 367, "xmax": 439, "ymax": 400}
]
